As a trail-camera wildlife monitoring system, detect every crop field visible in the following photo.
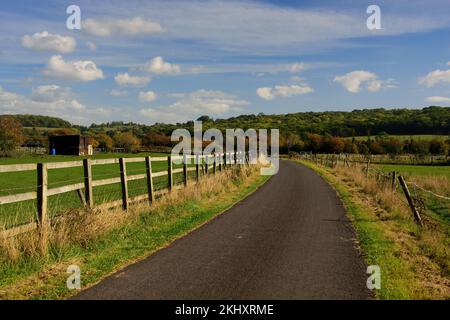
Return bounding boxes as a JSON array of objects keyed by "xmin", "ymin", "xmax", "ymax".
[{"xmin": 0, "ymin": 152, "xmax": 199, "ymax": 228}]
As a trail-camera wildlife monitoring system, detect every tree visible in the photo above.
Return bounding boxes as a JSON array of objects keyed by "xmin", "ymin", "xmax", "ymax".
[
  {"xmin": 95, "ymin": 133, "xmax": 113, "ymax": 151},
  {"xmin": 429, "ymin": 139, "xmax": 447, "ymax": 155},
  {"xmin": 282, "ymin": 133, "xmax": 302, "ymax": 153},
  {"xmin": 142, "ymin": 132, "xmax": 172, "ymax": 147},
  {"xmin": 0, "ymin": 115, "xmax": 24, "ymax": 152},
  {"xmin": 306, "ymin": 133, "xmax": 323, "ymax": 153},
  {"xmin": 113, "ymin": 132, "xmax": 141, "ymax": 152},
  {"xmin": 382, "ymin": 138, "xmax": 403, "ymax": 155},
  {"xmin": 48, "ymin": 128, "xmax": 77, "ymax": 136},
  {"xmin": 322, "ymin": 136, "xmax": 345, "ymax": 153}
]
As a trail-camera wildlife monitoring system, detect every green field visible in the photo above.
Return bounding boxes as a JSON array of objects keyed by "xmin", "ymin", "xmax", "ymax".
[
  {"xmin": 378, "ymin": 164, "xmax": 450, "ymax": 179},
  {"xmin": 0, "ymin": 153, "xmax": 202, "ymax": 228},
  {"xmin": 377, "ymin": 163, "xmax": 450, "ymax": 224}
]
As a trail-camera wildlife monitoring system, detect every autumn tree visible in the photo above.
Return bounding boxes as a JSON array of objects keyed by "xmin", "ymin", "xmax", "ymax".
[
  {"xmin": 48, "ymin": 128, "xmax": 77, "ymax": 136},
  {"xmin": 142, "ymin": 132, "xmax": 172, "ymax": 147},
  {"xmin": 95, "ymin": 133, "xmax": 113, "ymax": 151},
  {"xmin": 381, "ymin": 138, "xmax": 403, "ymax": 155},
  {"xmin": 114, "ymin": 132, "xmax": 141, "ymax": 153},
  {"xmin": 306, "ymin": 133, "xmax": 323, "ymax": 153},
  {"xmin": 0, "ymin": 115, "xmax": 24, "ymax": 152}
]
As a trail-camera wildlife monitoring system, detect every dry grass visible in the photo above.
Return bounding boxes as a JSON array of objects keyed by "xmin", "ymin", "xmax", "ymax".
[
  {"xmin": 326, "ymin": 162, "xmax": 450, "ymax": 299},
  {"xmin": 0, "ymin": 165, "xmax": 258, "ymax": 265}
]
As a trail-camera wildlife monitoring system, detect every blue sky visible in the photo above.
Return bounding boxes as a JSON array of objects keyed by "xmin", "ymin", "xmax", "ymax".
[{"xmin": 1, "ymin": 0, "xmax": 450, "ymax": 125}]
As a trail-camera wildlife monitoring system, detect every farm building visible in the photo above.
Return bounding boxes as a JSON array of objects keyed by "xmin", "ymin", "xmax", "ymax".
[{"xmin": 48, "ymin": 135, "xmax": 93, "ymax": 155}]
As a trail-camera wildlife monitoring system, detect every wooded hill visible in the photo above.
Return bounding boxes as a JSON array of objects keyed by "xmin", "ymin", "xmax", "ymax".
[
  {"xmin": 2, "ymin": 106, "xmax": 450, "ymax": 156},
  {"xmin": 86, "ymin": 106, "xmax": 450, "ymax": 137}
]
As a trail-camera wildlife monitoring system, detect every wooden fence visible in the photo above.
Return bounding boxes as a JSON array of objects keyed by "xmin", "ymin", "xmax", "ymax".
[{"xmin": 0, "ymin": 151, "xmax": 249, "ymax": 240}]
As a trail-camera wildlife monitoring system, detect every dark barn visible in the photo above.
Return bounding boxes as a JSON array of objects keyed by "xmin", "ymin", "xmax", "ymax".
[{"xmin": 48, "ymin": 135, "xmax": 91, "ymax": 155}]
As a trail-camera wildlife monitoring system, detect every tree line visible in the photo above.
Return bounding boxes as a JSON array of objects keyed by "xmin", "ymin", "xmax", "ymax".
[{"xmin": 1, "ymin": 106, "xmax": 449, "ymax": 156}]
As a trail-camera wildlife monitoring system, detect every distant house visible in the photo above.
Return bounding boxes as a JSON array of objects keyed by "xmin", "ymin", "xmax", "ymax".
[{"xmin": 48, "ymin": 135, "xmax": 92, "ymax": 155}]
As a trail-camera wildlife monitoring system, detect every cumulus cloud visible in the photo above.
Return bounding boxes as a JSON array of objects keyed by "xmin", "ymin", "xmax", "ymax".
[
  {"xmin": 83, "ymin": 17, "xmax": 165, "ymax": 37},
  {"xmin": 139, "ymin": 90, "xmax": 157, "ymax": 102},
  {"xmin": 143, "ymin": 56, "xmax": 181, "ymax": 75},
  {"xmin": 425, "ymin": 96, "xmax": 450, "ymax": 103},
  {"xmin": 31, "ymin": 85, "xmax": 72, "ymax": 102},
  {"xmin": 256, "ymin": 84, "xmax": 314, "ymax": 100},
  {"xmin": 139, "ymin": 89, "xmax": 249, "ymax": 123},
  {"xmin": 447, "ymin": 61, "xmax": 450, "ymax": 66},
  {"xmin": 333, "ymin": 70, "xmax": 394, "ymax": 93},
  {"xmin": 22, "ymin": 31, "xmax": 76, "ymax": 53},
  {"xmin": 42, "ymin": 55, "xmax": 104, "ymax": 81},
  {"xmin": 114, "ymin": 72, "xmax": 151, "ymax": 86},
  {"xmin": 419, "ymin": 69, "xmax": 450, "ymax": 87}
]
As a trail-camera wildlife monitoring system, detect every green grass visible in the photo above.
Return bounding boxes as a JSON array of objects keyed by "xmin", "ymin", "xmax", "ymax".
[
  {"xmin": 0, "ymin": 152, "xmax": 198, "ymax": 228},
  {"xmin": 0, "ymin": 168, "xmax": 270, "ymax": 299},
  {"xmin": 378, "ymin": 164, "xmax": 450, "ymax": 179},
  {"xmin": 377, "ymin": 164, "xmax": 450, "ymax": 223},
  {"xmin": 297, "ymin": 160, "xmax": 425, "ymax": 299}
]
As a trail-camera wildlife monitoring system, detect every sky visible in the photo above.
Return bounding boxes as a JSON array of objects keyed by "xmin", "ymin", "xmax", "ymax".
[{"xmin": 1, "ymin": 0, "xmax": 450, "ymax": 125}]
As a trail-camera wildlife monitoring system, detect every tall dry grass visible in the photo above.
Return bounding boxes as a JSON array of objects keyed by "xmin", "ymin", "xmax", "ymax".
[
  {"xmin": 0, "ymin": 165, "xmax": 259, "ymax": 264},
  {"xmin": 323, "ymin": 161, "xmax": 449, "ymax": 297}
]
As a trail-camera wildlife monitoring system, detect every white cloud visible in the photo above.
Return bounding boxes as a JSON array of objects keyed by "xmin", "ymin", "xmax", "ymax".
[
  {"xmin": 0, "ymin": 86, "xmax": 106, "ymax": 124},
  {"xmin": 86, "ymin": 41, "xmax": 97, "ymax": 51},
  {"xmin": 139, "ymin": 89, "xmax": 249, "ymax": 123},
  {"xmin": 22, "ymin": 31, "xmax": 76, "ymax": 53},
  {"xmin": 289, "ymin": 63, "xmax": 306, "ymax": 73},
  {"xmin": 139, "ymin": 90, "xmax": 157, "ymax": 102},
  {"xmin": 425, "ymin": 96, "xmax": 450, "ymax": 103},
  {"xmin": 42, "ymin": 55, "xmax": 104, "ymax": 81},
  {"xmin": 419, "ymin": 69, "xmax": 450, "ymax": 87},
  {"xmin": 0, "ymin": 85, "xmax": 21, "ymax": 104},
  {"xmin": 114, "ymin": 72, "xmax": 151, "ymax": 86},
  {"xmin": 70, "ymin": 100, "xmax": 86, "ymax": 111},
  {"xmin": 143, "ymin": 56, "xmax": 181, "ymax": 75},
  {"xmin": 82, "ymin": 1, "xmax": 449, "ymax": 55},
  {"xmin": 31, "ymin": 85, "xmax": 72, "ymax": 102},
  {"xmin": 256, "ymin": 84, "xmax": 313, "ymax": 100},
  {"xmin": 333, "ymin": 70, "xmax": 394, "ymax": 93},
  {"xmin": 83, "ymin": 17, "xmax": 165, "ymax": 37},
  {"xmin": 447, "ymin": 61, "xmax": 450, "ymax": 66},
  {"xmin": 109, "ymin": 89, "xmax": 128, "ymax": 97}
]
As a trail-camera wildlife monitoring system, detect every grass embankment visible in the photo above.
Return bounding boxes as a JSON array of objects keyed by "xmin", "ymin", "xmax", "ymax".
[
  {"xmin": 297, "ymin": 159, "xmax": 449, "ymax": 300},
  {"xmin": 0, "ymin": 165, "xmax": 269, "ymax": 299}
]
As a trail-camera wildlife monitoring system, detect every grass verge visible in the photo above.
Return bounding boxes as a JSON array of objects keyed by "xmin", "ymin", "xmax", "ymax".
[
  {"xmin": 0, "ymin": 165, "xmax": 270, "ymax": 299},
  {"xmin": 296, "ymin": 159, "xmax": 449, "ymax": 300}
]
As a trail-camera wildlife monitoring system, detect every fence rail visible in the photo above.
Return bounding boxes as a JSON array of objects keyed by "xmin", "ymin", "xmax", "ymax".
[{"xmin": 0, "ymin": 152, "xmax": 247, "ymax": 240}]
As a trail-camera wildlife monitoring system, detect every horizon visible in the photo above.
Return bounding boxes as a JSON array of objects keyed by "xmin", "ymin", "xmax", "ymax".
[
  {"xmin": 1, "ymin": 1, "xmax": 450, "ymax": 126},
  {"xmin": 8, "ymin": 105, "xmax": 450, "ymax": 128}
]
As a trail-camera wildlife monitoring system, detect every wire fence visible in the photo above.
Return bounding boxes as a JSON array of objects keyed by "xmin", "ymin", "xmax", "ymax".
[{"xmin": 297, "ymin": 152, "xmax": 450, "ymax": 226}]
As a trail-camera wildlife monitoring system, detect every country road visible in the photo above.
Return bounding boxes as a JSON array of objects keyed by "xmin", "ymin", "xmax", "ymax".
[{"xmin": 73, "ymin": 160, "xmax": 371, "ymax": 300}]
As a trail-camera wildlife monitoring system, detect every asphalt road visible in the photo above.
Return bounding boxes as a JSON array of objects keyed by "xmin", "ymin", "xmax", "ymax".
[{"xmin": 73, "ymin": 160, "xmax": 371, "ymax": 299}]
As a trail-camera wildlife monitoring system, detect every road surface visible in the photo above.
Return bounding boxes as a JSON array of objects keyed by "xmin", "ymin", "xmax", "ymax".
[{"xmin": 73, "ymin": 160, "xmax": 371, "ymax": 299}]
